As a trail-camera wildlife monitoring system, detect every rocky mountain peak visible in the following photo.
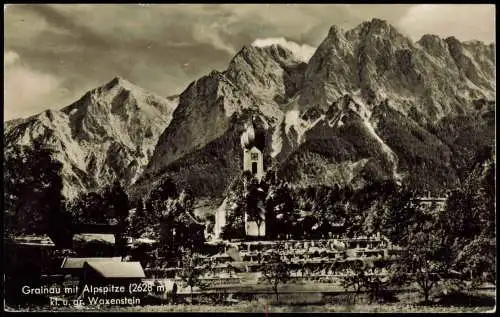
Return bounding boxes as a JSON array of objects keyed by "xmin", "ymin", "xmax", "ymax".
[
  {"xmin": 144, "ymin": 36, "xmax": 308, "ymax": 177},
  {"xmin": 418, "ymin": 34, "xmax": 442, "ymax": 45},
  {"xmin": 107, "ymin": 75, "xmax": 125, "ymax": 86},
  {"xmin": 345, "ymin": 19, "xmax": 411, "ymax": 50},
  {"xmin": 102, "ymin": 76, "xmax": 143, "ymax": 94},
  {"xmin": 444, "ymin": 36, "xmax": 461, "ymax": 45},
  {"xmin": 359, "ymin": 18, "xmax": 393, "ymax": 34},
  {"xmin": 418, "ymin": 34, "xmax": 446, "ymax": 51},
  {"xmin": 224, "ymin": 41, "xmax": 304, "ymax": 104},
  {"xmin": 230, "ymin": 45, "xmax": 261, "ymax": 64},
  {"xmin": 229, "ymin": 43, "xmax": 300, "ymax": 71},
  {"xmin": 5, "ymin": 77, "xmax": 179, "ymax": 199},
  {"xmin": 42, "ymin": 109, "xmax": 57, "ymax": 121},
  {"xmin": 63, "ymin": 76, "xmax": 176, "ymax": 121},
  {"xmin": 326, "ymin": 25, "xmax": 345, "ymax": 44},
  {"xmin": 104, "ymin": 76, "xmax": 145, "ymax": 94},
  {"xmin": 306, "ymin": 18, "xmax": 494, "ymax": 117},
  {"xmin": 239, "ymin": 44, "xmax": 257, "ymax": 55},
  {"xmin": 262, "ymin": 44, "xmax": 297, "ymax": 62}
]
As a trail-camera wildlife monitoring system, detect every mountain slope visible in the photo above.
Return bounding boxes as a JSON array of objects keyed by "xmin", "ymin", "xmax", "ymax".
[
  {"xmin": 4, "ymin": 77, "xmax": 178, "ymax": 199},
  {"xmin": 145, "ymin": 45, "xmax": 306, "ymax": 176}
]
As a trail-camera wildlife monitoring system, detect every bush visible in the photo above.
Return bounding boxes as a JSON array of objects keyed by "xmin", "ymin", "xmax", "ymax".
[
  {"xmin": 267, "ymin": 293, "xmax": 324, "ymax": 306},
  {"xmin": 435, "ymin": 291, "xmax": 496, "ymax": 307}
]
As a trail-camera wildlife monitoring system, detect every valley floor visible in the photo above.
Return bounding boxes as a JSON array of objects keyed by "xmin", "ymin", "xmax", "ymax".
[
  {"xmin": 8, "ymin": 289, "xmax": 495, "ymax": 313},
  {"xmin": 10, "ymin": 302, "xmax": 495, "ymax": 313}
]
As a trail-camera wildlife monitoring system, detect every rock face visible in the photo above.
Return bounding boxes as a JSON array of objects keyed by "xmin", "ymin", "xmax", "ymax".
[
  {"xmin": 301, "ymin": 20, "xmax": 494, "ymax": 119},
  {"xmin": 4, "ymin": 77, "xmax": 178, "ymax": 199},
  {"xmin": 137, "ymin": 19, "xmax": 494, "ymax": 202}
]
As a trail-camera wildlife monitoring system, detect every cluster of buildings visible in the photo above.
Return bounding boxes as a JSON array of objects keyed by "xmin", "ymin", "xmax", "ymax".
[
  {"xmin": 6, "ymin": 234, "xmax": 147, "ymax": 295},
  {"xmin": 4, "ymin": 226, "xmax": 404, "ymax": 301},
  {"xmin": 142, "ymin": 234, "xmax": 403, "ymax": 285}
]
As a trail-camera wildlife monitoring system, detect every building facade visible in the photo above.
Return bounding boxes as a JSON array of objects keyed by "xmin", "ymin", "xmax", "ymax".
[
  {"xmin": 242, "ymin": 144, "xmax": 265, "ymax": 237},
  {"xmin": 243, "ymin": 146, "xmax": 264, "ymax": 180},
  {"xmin": 213, "ymin": 121, "xmax": 267, "ymax": 240}
]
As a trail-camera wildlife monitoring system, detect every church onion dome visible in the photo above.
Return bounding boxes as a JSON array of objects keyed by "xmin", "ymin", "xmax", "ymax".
[{"xmin": 240, "ymin": 120, "xmax": 266, "ymax": 152}]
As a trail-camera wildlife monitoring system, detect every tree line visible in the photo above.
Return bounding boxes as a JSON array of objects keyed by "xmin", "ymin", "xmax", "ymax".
[{"xmin": 3, "ymin": 143, "xmax": 205, "ymax": 256}]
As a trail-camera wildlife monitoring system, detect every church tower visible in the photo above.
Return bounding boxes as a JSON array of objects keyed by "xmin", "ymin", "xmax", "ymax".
[
  {"xmin": 213, "ymin": 118, "xmax": 267, "ymax": 241},
  {"xmin": 240, "ymin": 119, "xmax": 266, "ymax": 237},
  {"xmin": 240, "ymin": 118, "xmax": 265, "ymax": 180},
  {"xmin": 243, "ymin": 146, "xmax": 264, "ymax": 180}
]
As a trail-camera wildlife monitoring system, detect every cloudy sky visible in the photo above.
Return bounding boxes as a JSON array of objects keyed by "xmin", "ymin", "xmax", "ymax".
[{"xmin": 4, "ymin": 4, "xmax": 495, "ymax": 121}]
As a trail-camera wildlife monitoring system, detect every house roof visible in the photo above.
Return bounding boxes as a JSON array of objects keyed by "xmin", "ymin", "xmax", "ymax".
[
  {"xmin": 85, "ymin": 261, "xmax": 145, "ymax": 279},
  {"xmin": 9, "ymin": 234, "xmax": 55, "ymax": 247},
  {"xmin": 212, "ymin": 252, "xmax": 231, "ymax": 259},
  {"xmin": 61, "ymin": 257, "xmax": 122, "ymax": 269},
  {"xmin": 72, "ymin": 223, "xmax": 118, "ymax": 234},
  {"xmin": 134, "ymin": 237, "xmax": 158, "ymax": 245},
  {"xmin": 73, "ymin": 233, "xmax": 115, "ymax": 244},
  {"xmin": 244, "ymin": 145, "xmax": 262, "ymax": 153},
  {"xmin": 298, "ymin": 209, "xmax": 314, "ymax": 217},
  {"xmin": 226, "ymin": 247, "xmax": 242, "ymax": 262},
  {"xmin": 184, "ymin": 211, "xmax": 205, "ymax": 226}
]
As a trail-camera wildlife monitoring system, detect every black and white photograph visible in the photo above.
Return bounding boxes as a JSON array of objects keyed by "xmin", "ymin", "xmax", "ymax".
[{"xmin": 3, "ymin": 3, "xmax": 496, "ymax": 313}]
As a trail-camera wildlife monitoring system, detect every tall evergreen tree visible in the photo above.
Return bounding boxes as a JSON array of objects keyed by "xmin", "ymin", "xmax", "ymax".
[
  {"xmin": 102, "ymin": 180, "xmax": 130, "ymax": 232},
  {"xmin": 4, "ymin": 142, "xmax": 70, "ymax": 246}
]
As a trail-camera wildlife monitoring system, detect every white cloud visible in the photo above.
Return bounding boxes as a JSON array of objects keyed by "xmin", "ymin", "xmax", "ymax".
[
  {"xmin": 251, "ymin": 37, "xmax": 317, "ymax": 62},
  {"xmin": 192, "ymin": 23, "xmax": 237, "ymax": 55},
  {"xmin": 397, "ymin": 4, "xmax": 495, "ymax": 43},
  {"xmin": 4, "ymin": 51, "xmax": 65, "ymax": 120}
]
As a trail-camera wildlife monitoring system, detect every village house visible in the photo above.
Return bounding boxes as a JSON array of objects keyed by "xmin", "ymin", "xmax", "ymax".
[
  {"xmin": 411, "ymin": 194, "xmax": 448, "ymax": 214},
  {"xmin": 5, "ymin": 234, "xmax": 57, "ymax": 274},
  {"xmin": 81, "ymin": 261, "xmax": 145, "ymax": 296},
  {"xmin": 72, "ymin": 233, "xmax": 116, "ymax": 257},
  {"xmin": 60, "ymin": 256, "xmax": 123, "ymax": 278}
]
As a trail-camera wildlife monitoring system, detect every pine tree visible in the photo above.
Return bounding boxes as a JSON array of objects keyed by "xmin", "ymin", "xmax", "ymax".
[
  {"xmin": 4, "ymin": 142, "xmax": 70, "ymax": 245},
  {"xmin": 179, "ymin": 251, "xmax": 204, "ymax": 304},
  {"xmin": 129, "ymin": 201, "xmax": 148, "ymax": 238},
  {"xmin": 262, "ymin": 251, "xmax": 291, "ymax": 301},
  {"xmin": 102, "ymin": 180, "xmax": 130, "ymax": 232}
]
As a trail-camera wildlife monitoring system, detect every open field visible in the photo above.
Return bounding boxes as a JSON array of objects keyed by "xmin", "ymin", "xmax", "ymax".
[
  {"xmin": 9, "ymin": 302, "xmax": 495, "ymax": 313},
  {"xmin": 111, "ymin": 303, "xmax": 496, "ymax": 313},
  {"xmin": 7, "ymin": 289, "xmax": 495, "ymax": 313}
]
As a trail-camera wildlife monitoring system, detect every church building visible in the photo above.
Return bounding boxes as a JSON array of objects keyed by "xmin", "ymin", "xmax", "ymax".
[
  {"xmin": 213, "ymin": 119, "xmax": 267, "ymax": 240},
  {"xmin": 241, "ymin": 120, "xmax": 266, "ymax": 237}
]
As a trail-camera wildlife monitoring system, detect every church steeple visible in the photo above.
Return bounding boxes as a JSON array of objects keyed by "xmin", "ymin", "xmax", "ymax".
[
  {"xmin": 240, "ymin": 118, "xmax": 266, "ymax": 238},
  {"xmin": 240, "ymin": 117, "xmax": 265, "ymax": 152},
  {"xmin": 241, "ymin": 119, "xmax": 265, "ymax": 180}
]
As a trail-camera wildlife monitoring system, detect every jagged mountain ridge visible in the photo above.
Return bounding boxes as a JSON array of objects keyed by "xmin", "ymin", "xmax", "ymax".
[
  {"xmin": 5, "ymin": 19, "xmax": 495, "ymax": 205},
  {"xmin": 134, "ymin": 18, "xmax": 494, "ymax": 204},
  {"xmin": 300, "ymin": 20, "xmax": 493, "ymax": 119},
  {"xmin": 4, "ymin": 77, "xmax": 178, "ymax": 199}
]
